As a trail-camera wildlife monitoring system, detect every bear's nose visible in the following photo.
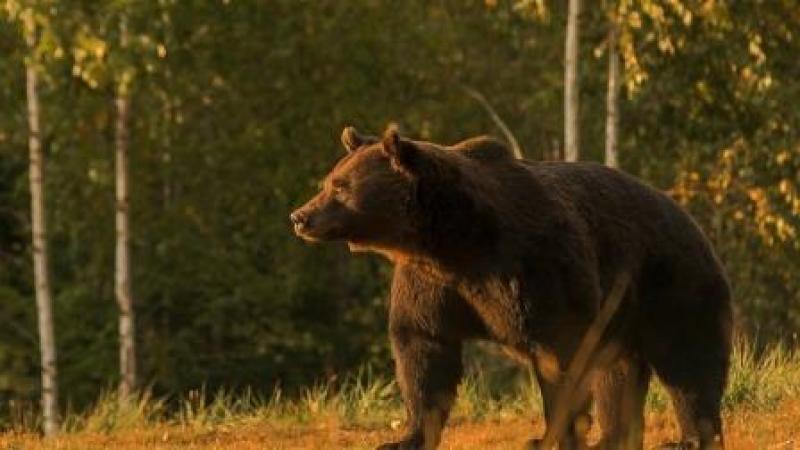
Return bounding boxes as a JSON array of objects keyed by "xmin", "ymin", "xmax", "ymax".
[{"xmin": 290, "ymin": 211, "xmax": 308, "ymax": 229}]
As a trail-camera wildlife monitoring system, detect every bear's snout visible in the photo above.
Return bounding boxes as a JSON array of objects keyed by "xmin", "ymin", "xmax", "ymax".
[
  {"xmin": 290, "ymin": 209, "xmax": 311, "ymax": 235},
  {"xmin": 289, "ymin": 210, "xmax": 307, "ymax": 227}
]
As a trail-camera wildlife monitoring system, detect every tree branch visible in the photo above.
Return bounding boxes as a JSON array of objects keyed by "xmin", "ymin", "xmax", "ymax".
[{"xmin": 461, "ymin": 85, "xmax": 524, "ymax": 159}]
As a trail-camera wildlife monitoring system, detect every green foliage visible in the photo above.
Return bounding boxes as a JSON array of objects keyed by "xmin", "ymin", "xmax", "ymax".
[
  {"xmin": 1, "ymin": 0, "xmax": 799, "ymax": 424},
  {"xmin": 622, "ymin": 0, "xmax": 800, "ymax": 338}
]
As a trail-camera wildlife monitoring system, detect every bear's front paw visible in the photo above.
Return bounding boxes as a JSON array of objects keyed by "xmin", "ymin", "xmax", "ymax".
[
  {"xmin": 375, "ymin": 434, "xmax": 425, "ymax": 450},
  {"xmin": 375, "ymin": 441, "xmax": 422, "ymax": 450},
  {"xmin": 523, "ymin": 437, "xmax": 592, "ymax": 450},
  {"xmin": 523, "ymin": 438, "xmax": 545, "ymax": 450},
  {"xmin": 657, "ymin": 443, "xmax": 700, "ymax": 450}
]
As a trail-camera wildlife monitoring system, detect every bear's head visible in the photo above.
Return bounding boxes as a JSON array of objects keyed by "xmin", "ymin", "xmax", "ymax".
[
  {"xmin": 290, "ymin": 126, "xmax": 419, "ymax": 255},
  {"xmin": 291, "ymin": 126, "xmax": 500, "ymax": 263}
]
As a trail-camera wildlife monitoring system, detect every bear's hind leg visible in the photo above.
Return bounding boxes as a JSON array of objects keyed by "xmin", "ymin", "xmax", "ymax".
[
  {"xmin": 640, "ymin": 260, "xmax": 732, "ymax": 449},
  {"xmin": 646, "ymin": 334, "xmax": 728, "ymax": 449},
  {"xmin": 659, "ymin": 382, "xmax": 724, "ymax": 450}
]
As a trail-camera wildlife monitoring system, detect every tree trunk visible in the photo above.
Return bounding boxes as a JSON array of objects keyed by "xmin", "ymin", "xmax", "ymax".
[
  {"xmin": 605, "ymin": 16, "xmax": 620, "ymax": 168},
  {"xmin": 116, "ymin": 16, "xmax": 136, "ymax": 400},
  {"xmin": 564, "ymin": 0, "xmax": 581, "ymax": 162},
  {"xmin": 24, "ymin": 17, "xmax": 59, "ymax": 437}
]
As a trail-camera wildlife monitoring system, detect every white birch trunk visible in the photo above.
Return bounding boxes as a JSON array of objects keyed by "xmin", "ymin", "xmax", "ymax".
[
  {"xmin": 605, "ymin": 17, "xmax": 620, "ymax": 168},
  {"xmin": 116, "ymin": 16, "xmax": 136, "ymax": 400},
  {"xmin": 564, "ymin": 0, "xmax": 581, "ymax": 162},
  {"xmin": 24, "ymin": 17, "xmax": 59, "ymax": 436}
]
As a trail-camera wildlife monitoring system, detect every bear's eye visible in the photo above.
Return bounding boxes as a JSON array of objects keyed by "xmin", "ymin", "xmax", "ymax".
[{"xmin": 331, "ymin": 179, "xmax": 349, "ymax": 197}]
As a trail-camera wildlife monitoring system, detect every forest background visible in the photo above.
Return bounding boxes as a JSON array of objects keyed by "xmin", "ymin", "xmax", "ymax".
[{"xmin": 1, "ymin": 0, "xmax": 799, "ymax": 431}]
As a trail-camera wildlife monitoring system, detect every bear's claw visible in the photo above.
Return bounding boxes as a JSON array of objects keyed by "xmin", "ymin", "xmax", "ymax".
[
  {"xmin": 375, "ymin": 435, "xmax": 425, "ymax": 450},
  {"xmin": 375, "ymin": 442, "xmax": 421, "ymax": 450}
]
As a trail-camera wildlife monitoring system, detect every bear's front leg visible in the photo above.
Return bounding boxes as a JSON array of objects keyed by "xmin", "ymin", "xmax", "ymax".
[{"xmin": 376, "ymin": 328, "xmax": 463, "ymax": 450}]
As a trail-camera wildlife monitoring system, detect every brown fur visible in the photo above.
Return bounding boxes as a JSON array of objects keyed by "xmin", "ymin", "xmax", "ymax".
[
  {"xmin": 449, "ymin": 135, "xmax": 515, "ymax": 162},
  {"xmin": 292, "ymin": 127, "xmax": 732, "ymax": 450}
]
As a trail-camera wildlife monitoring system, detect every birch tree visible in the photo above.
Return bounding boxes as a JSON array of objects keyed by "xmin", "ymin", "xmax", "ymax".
[
  {"xmin": 564, "ymin": 0, "xmax": 581, "ymax": 162},
  {"xmin": 23, "ymin": 10, "xmax": 59, "ymax": 436},
  {"xmin": 115, "ymin": 14, "xmax": 136, "ymax": 400},
  {"xmin": 605, "ymin": 9, "xmax": 620, "ymax": 168}
]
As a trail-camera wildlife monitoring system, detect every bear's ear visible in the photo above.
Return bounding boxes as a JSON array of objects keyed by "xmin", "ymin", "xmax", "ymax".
[
  {"xmin": 341, "ymin": 126, "xmax": 363, "ymax": 153},
  {"xmin": 341, "ymin": 126, "xmax": 378, "ymax": 153},
  {"xmin": 381, "ymin": 126, "xmax": 418, "ymax": 175}
]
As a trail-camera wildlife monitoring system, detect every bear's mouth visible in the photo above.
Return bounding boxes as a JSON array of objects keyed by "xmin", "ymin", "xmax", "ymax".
[
  {"xmin": 292, "ymin": 222, "xmax": 323, "ymax": 242},
  {"xmin": 295, "ymin": 231, "xmax": 320, "ymax": 243},
  {"xmin": 347, "ymin": 241, "xmax": 370, "ymax": 253},
  {"xmin": 294, "ymin": 223, "xmax": 348, "ymax": 243}
]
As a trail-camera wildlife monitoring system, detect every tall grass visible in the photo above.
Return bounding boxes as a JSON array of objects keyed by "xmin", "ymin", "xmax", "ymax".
[
  {"xmin": 63, "ymin": 391, "xmax": 166, "ymax": 433},
  {"xmin": 645, "ymin": 339, "xmax": 800, "ymax": 412},
  {"xmin": 723, "ymin": 339, "xmax": 800, "ymax": 410},
  {"xmin": 5, "ymin": 340, "xmax": 799, "ymax": 435}
]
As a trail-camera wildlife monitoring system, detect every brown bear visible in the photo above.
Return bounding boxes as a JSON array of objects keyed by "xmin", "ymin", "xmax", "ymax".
[{"xmin": 291, "ymin": 126, "xmax": 732, "ymax": 450}]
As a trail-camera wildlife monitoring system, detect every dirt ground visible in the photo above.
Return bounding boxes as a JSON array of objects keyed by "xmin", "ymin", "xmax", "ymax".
[{"xmin": 2, "ymin": 401, "xmax": 798, "ymax": 450}]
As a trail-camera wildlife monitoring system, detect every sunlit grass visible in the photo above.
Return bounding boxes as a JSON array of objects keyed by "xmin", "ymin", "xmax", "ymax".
[
  {"xmin": 4, "ymin": 340, "xmax": 799, "ymax": 435},
  {"xmin": 65, "ymin": 390, "xmax": 166, "ymax": 433},
  {"xmin": 723, "ymin": 338, "xmax": 800, "ymax": 410}
]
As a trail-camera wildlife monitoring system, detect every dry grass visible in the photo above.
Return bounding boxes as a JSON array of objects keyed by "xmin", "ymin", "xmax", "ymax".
[
  {"xmin": 2, "ymin": 402, "xmax": 799, "ymax": 450},
  {"xmin": 2, "ymin": 341, "xmax": 799, "ymax": 449}
]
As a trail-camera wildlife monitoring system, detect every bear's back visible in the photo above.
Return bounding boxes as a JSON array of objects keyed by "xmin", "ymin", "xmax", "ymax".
[
  {"xmin": 516, "ymin": 161, "xmax": 723, "ymax": 276},
  {"xmin": 449, "ymin": 136, "xmax": 515, "ymax": 163}
]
